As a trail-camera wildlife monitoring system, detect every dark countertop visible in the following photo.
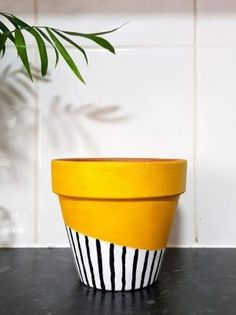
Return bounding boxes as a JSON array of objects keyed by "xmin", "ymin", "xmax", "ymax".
[{"xmin": 0, "ymin": 248, "xmax": 236, "ymax": 315}]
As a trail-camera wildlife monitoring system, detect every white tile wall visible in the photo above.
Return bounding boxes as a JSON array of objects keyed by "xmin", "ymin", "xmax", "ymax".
[
  {"xmin": 38, "ymin": 0, "xmax": 194, "ymax": 47},
  {"xmin": 197, "ymin": 49, "xmax": 236, "ymax": 246},
  {"xmin": 197, "ymin": 0, "xmax": 236, "ymax": 46},
  {"xmin": 1, "ymin": 0, "xmax": 236, "ymax": 247},
  {"xmin": 0, "ymin": 48, "xmax": 36, "ymax": 246}
]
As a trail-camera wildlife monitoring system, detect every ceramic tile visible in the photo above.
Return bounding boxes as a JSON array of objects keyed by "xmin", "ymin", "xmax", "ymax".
[
  {"xmin": 37, "ymin": 47, "xmax": 194, "ymax": 246},
  {"xmin": 197, "ymin": 0, "xmax": 236, "ymax": 46},
  {"xmin": 38, "ymin": 0, "xmax": 194, "ymax": 47},
  {"xmin": 0, "ymin": 48, "xmax": 36, "ymax": 246},
  {"xmin": 197, "ymin": 49, "xmax": 236, "ymax": 245}
]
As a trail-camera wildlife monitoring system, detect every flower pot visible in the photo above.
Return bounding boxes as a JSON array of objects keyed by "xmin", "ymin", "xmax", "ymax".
[{"xmin": 51, "ymin": 158, "xmax": 187, "ymax": 291}]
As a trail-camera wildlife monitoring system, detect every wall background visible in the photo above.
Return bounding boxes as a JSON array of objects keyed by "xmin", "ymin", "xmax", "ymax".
[{"xmin": 0, "ymin": 0, "xmax": 235, "ymax": 247}]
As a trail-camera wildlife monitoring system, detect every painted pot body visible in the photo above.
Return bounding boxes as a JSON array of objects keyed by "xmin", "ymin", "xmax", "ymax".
[{"xmin": 52, "ymin": 158, "xmax": 187, "ymax": 291}]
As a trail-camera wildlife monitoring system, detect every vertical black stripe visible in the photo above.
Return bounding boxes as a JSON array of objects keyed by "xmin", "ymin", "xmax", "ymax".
[
  {"xmin": 153, "ymin": 249, "xmax": 163, "ymax": 282},
  {"xmin": 109, "ymin": 243, "xmax": 115, "ymax": 291},
  {"xmin": 121, "ymin": 246, "xmax": 126, "ymax": 291},
  {"xmin": 147, "ymin": 250, "xmax": 157, "ymax": 286},
  {"xmin": 85, "ymin": 236, "xmax": 96, "ymax": 288},
  {"xmin": 76, "ymin": 232, "xmax": 89, "ymax": 286},
  {"xmin": 131, "ymin": 249, "xmax": 139, "ymax": 290},
  {"xmin": 96, "ymin": 239, "xmax": 106, "ymax": 291},
  {"xmin": 68, "ymin": 228, "xmax": 83, "ymax": 282},
  {"xmin": 140, "ymin": 250, "xmax": 149, "ymax": 289}
]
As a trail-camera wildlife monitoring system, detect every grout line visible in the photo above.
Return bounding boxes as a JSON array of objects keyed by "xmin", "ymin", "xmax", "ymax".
[
  {"xmin": 1, "ymin": 244, "xmax": 236, "ymax": 249},
  {"xmin": 193, "ymin": 0, "xmax": 199, "ymax": 245},
  {"xmin": 33, "ymin": 0, "xmax": 39, "ymax": 245}
]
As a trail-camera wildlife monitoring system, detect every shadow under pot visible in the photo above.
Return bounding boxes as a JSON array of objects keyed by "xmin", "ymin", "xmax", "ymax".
[{"xmin": 51, "ymin": 158, "xmax": 187, "ymax": 291}]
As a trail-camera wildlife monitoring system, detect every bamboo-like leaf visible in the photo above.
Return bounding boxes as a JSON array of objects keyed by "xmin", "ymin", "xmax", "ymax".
[
  {"xmin": 0, "ymin": 34, "xmax": 7, "ymax": 53},
  {"xmin": 36, "ymin": 28, "xmax": 59, "ymax": 67},
  {"xmin": 0, "ymin": 12, "xmax": 121, "ymax": 82},
  {"xmin": 86, "ymin": 22, "xmax": 128, "ymax": 36},
  {"xmin": 14, "ymin": 28, "xmax": 32, "ymax": 81},
  {"xmin": 1, "ymin": 13, "xmax": 19, "ymax": 28},
  {"xmin": 85, "ymin": 35, "xmax": 115, "ymax": 54},
  {"xmin": 2, "ymin": 13, "xmax": 57, "ymax": 69},
  {"xmin": 52, "ymin": 29, "xmax": 88, "ymax": 64},
  {"xmin": 1, "ymin": 14, "xmax": 48, "ymax": 76},
  {"xmin": 46, "ymin": 28, "xmax": 85, "ymax": 83},
  {"xmin": 60, "ymin": 31, "xmax": 115, "ymax": 54},
  {"xmin": 29, "ymin": 28, "xmax": 48, "ymax": 76},
  {"xmin": 1, "ymin": 44, "xmax": 6, "ymax": 57},
  {"xmin": 0, "ymin": 21, "xmax": 15, "ymax": 43}
]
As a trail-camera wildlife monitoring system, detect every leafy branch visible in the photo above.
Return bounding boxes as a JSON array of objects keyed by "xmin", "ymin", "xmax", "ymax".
[{"xmin": 0, "ymin": 12, "xmax": 125, "ymax": 83}]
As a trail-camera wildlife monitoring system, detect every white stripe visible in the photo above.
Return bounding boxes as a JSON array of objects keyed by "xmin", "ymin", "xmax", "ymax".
[
  {"xmin": 79, "ymin": 234, "xmax": 93, "ymax": 287},
  {"xmin": 151, "ymin": 250, "xmax": 161, "ymax": 284},
  {"xmin": 113, "ymin": 244, "xmax": 123, "ymax": 290},
  {"xmin": 124, "ymin": 247, "xmax": 135, "ymax": 290},
  {"xmin": 87, "ymin": 236, "xmax": 101, "ymax": 289},
  {"xmin": 100, "ymin": 240, "xmax": 111, "ymax": 290},
  {"xmin": 70, "ymin": 229, "xmax": 84, "ymax": 282},
  {"xmin": 143, "ymin": 250, "xmax": 154, "ymax": 287},
  {"xmin": 134, "ymin": 249, "xmax": 146, "ymax": 289},
  {"xmin": 66, "ymin": 227, "xmax": 81, "ymax": 280},
  {"xmin": 72, "ymin": 229, "xmax": 87, "ymax": 285},
  {"xmin": 154, "ymin": 249, "xmax": 165, "ymax": 282},
  {"xmin": 70, "ymin": 230, "xmax": 82, "ymax": 282}
]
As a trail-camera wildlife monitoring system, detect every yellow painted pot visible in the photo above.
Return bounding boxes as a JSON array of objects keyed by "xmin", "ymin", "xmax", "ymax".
[{"xmin": 51, "ymin": 158, "xmax": 187, "ymax": 291}]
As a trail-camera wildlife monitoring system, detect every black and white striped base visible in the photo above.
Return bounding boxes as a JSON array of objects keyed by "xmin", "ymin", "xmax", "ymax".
[{"xmin": 66, "ymin": 226, "xmax": 165, "ymax": 291}]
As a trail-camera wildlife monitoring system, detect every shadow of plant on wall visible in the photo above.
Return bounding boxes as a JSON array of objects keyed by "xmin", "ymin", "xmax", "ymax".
[
  {"xmin": 0, "ymin": 206, "xmax": 14, "ymax": 246},
  {"xmin": 0, "ymin": 64, "xmax": 41, "ymax": 181},
  {"xmin": 45, "ymin": 96, "xmax": 130, "ymax": 153},
  {"xmin": 0, "ymin": 64, "xmax": 130, "ymax": 180},
  {"xmin": 0, "ymin": 64, "xmax": 130, "ymax": 245}
]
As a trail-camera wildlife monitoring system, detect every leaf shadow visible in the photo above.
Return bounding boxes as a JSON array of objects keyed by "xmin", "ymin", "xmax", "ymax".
[
  {"xmin": 0, "ymin": 65, "xmax": 131, "ymax": 180},
  {"xmin": 0, "ymin": 206, "xmax": 14, "ymax": 246},
  {"xmin": 45, "ymin": 95, "xmax": 131, "ymax": 153},
  {"xmin": 0, "ymin": 64, "xmax": 41, "ymax": 181}
]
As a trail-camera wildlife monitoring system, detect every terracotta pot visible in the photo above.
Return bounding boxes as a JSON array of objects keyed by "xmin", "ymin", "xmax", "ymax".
[{"xmin": 51, "ymin": 158, "xmax": 187, "ymax": 291}]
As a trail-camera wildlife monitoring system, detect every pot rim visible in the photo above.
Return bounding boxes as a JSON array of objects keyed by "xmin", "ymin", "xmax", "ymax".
[
  {"xmin": 51, "ymin": 157, "xmax": 187, "ymax": 199},
  {"xmin": 52, "ymin": 157, "xmax": 186, "ymax": 163}
]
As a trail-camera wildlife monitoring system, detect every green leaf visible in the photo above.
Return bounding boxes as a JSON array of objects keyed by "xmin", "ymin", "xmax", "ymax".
[
  {"xmin": 1, "ymin": 13, "xmax": 48, "ymax": 76},
  {"xmin": 46, "ymin": 28, "xmax": 85, "ymax": 83},
  {"xmin": 1, "ymin": 13, "xmax": 20, "ymax": 28},
  {"xmin": 0, "ymin": 34, "xmax": 7, "ymax": 53},
  {"xmin": 0, "ymin": 21, "xmax": 15, "ymax": 43},
  {"xmin": 14, "ymin": 28, "xmax": 32, "ymax": 81},
  {"xmin": 60, "ymin": 31, "xmax": 115, "ymax": 54},
  {"xmin": 1, "ymin": 44, "xmax": 6, "ymax": 57},
  {"xmin": 87, "ymin": 22, "xmax": 128, "ymax": 36},
  {"xmin": 86, "ymin": 35, "xmax": 115, "ymax": 54},
  {"xmin": 36, "ymin": 28, "xmax": 59, "ymax": 67},
  {"xmin": 29, "ymin": 28, "xmax": 48, "ymax": 76},
  {"xmin": 52, "ymin": 29, "xmax": 88, "ymax": 64}
]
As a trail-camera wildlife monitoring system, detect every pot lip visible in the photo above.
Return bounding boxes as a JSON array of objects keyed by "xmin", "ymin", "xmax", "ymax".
[
  {"xmin": 52, "ymin": 157, "xmax": 187, "ymax": 164},
  {"xmin": 51, "ymin": 157, "xmax": 187, "ymax": 199}
]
